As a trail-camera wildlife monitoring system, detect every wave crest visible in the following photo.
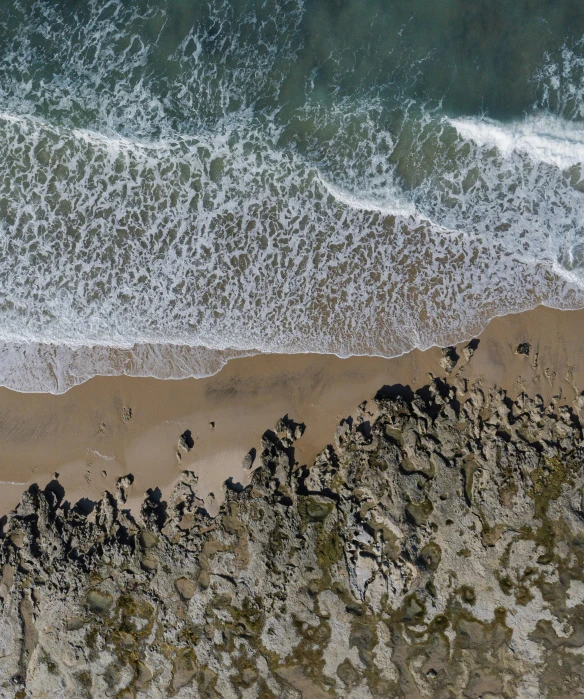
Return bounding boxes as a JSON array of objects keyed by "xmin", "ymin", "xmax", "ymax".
[{"xmin": 1, "ymin": 2, "xmax": 584, "ymax": 391}]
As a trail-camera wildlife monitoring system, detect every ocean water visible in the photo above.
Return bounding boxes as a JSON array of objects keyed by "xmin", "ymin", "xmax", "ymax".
[{"xmin": 1, "ymin": 0, "xmax": 584, "ymax": 392}]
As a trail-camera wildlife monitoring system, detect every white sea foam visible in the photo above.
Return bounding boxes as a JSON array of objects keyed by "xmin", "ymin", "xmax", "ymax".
[
  {"xmin": 316, "ymin": 174, "xmax": 417, "ymax": 219},
  {"xmin": 0, "ymin": 1, "xmax": 583, "ymax": 392},
  {"xmin": 448, "ymin": 114, "xmax": 584, "ymax": 170},
  {"xmin": 0, "ymin": 104, "xmax": 583, "ymax": 393},
  {"xmin": 534, "ymin": 39, "xmax": 584, "ymax": 120}
]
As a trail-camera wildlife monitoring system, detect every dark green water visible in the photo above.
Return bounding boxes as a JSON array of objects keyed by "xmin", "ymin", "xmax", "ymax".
[{"xmin": 0, "ymin": 0, "xmax": 583, "ymax": 391}]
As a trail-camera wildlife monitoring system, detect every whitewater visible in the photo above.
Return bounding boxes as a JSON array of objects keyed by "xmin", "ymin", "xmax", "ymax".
[{"xmin": 1, "ymin": 0, "xmax": 584, "ymax": 392}]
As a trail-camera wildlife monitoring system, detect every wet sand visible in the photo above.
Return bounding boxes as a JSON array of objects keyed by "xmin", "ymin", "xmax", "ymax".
[{"xmin": 0, "ymin": 304, "xmax": 582, "ymax": 517}]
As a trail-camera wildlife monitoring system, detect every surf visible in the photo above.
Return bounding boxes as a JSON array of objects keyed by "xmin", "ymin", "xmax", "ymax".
[{"xmin": 1, "ymin": 0, "xmax": 584, "ymax": 391}]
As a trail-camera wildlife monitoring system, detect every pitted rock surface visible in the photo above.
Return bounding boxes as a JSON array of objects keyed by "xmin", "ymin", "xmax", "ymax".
[{"xmin": 1, "ymin": 380, "xmax": 584, "ymax": 697}]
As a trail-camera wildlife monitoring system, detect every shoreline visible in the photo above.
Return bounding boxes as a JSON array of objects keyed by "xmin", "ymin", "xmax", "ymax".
[
  {"xmin": 3, "ymin": 325, "xmax": 584, "ymax": 696},
  {"xmin": 2, "ymin": 302, "xmax": 581, "ymax": 398},
  {"xmin": 0, "ymin": 304, "xmax": 582, "ymax": 517}
]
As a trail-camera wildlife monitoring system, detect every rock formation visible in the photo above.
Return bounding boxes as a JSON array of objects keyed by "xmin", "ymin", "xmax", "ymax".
[{"xmin": 1, "ymin": 376, "xmax": 584, "ymax": 697}]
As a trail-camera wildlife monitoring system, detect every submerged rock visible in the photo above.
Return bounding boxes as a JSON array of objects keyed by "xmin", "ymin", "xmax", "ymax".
[{"xmin": 1, "ymin": 377, "xmax": 584, "ymax": 697}]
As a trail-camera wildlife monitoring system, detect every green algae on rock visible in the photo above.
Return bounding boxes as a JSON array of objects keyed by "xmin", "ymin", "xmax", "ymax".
[{"xmin": 1, "ymin": 377, "xmax": 584, "ymax": 696}]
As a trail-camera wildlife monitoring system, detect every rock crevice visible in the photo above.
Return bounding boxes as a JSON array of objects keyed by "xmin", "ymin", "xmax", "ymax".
[{"xmin": 1, "ymin": 378, "xmax": 584, "ymax": 697}]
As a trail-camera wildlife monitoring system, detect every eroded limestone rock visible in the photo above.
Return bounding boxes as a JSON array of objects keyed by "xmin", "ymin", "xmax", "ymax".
[{"xmin": 0, "ymin": 379, "xmax": 584, "ymax": 696}]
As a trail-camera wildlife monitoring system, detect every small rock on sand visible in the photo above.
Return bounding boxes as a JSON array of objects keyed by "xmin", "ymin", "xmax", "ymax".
[
  {"xmin": 440, "ymin": 346, "xmax": 459, "ymax": 374},
  {"xmin": 515, "ymin": 342, "xmax": 531, "ymax": 356}
]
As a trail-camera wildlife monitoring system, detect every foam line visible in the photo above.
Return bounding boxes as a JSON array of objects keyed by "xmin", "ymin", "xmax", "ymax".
[
  {"xmin": 0, "ymin": 0, "xmax": 583, "ymax": 391},
  {"xmin": 448, "ymin": 114, "xmax": 584, "ymax": 170}
]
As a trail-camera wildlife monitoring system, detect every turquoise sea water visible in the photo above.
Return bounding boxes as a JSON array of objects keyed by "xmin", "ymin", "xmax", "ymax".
[{"xmin": 1, "ymin": 0, "xmax": 584, "ymax": 391}]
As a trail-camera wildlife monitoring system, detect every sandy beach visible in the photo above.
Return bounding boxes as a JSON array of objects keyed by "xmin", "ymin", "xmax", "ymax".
[
  {"xmin": 0, "ymin": 304, "xmax": 581, "ymax": 518},
  {"xmin": 5, "ymin": 2, "xmax": 584, "ymax": 693}
]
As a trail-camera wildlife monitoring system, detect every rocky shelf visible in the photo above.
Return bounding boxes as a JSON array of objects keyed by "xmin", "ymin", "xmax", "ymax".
[{"xmin": 1, "ymin": 375, "xmax": 584, "ymax": 698}]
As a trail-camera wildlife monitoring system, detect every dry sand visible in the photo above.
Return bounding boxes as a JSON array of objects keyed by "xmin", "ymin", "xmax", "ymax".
[{"xmin": 0, "ymin": 304, "xmax": 582, "ymax": 517}]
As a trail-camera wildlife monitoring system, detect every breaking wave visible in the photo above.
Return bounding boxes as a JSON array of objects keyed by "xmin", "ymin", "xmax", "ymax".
[{"xmin": 1, "ymin": 0, "xmax": 584, "ymax": 391}]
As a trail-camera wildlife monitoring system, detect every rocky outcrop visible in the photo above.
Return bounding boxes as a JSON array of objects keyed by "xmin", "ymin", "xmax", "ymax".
[{"xmin": 1, "ymin": 378, "xmax": 584, "ymax": 697}]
